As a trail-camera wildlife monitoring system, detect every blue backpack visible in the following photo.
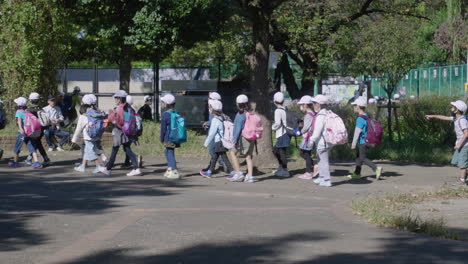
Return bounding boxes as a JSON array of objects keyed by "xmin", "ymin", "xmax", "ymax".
[
  {"xmin": 86, "ymin": 109, "xmax": 105, "ymax": 140},
  {"xmin": 167, "ymin": 110, "xmax": 187, "ymax": 144}
]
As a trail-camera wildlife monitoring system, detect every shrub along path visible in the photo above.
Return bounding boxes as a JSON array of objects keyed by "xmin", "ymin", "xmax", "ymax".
[{"xmin": 0, "ymin": 152, "xmax": 467, "ymax": 264}]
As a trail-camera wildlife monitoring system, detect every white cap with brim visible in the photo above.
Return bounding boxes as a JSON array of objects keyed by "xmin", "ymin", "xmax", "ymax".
[
  {"xmin": 312, "ymin": 94, "xmax": 329, "ymax": 105},
  {"xmin": 209, "ymin": 99, "xmax": 223, "ymax": 112},
  {"xmin": 161, "ymin": 94, "xmax": 176, "ymax": 105},
  {"xmin": 29, "ymin": 92, "xmax": 40, "ymax": 100},
  {"xmin": 14, "ymin": 97, "xmax": 28, "ymax": 106},
  {"xmin": 113, "ymin": 90, "xmax": 128, "ymax": 98},
  {"xmin": 144, "ymin": 95, "xmax": 151, "ymax": 101},
  {"xmin": 273, "ymin": 92, "xmax": 284, "ymax": 103},
  {"xmin": 236, "ymin": 94, "xmax": 248, "ymax": 104},
  {"xmin": 351, "ymin": 96, "xmax": 367, "ymax": 107},
  {"xmin": 451, "ymin": 100, "xmax": 467, "ymax": 113},
  {"xmin": 297, "ymin": 95, "xmax": 313, "ymax": 105},
  {"xmin": 82, "ymin": 94, "xmax": 97, "ymax": 105},
  {"xmin": 209, "ymin": 92, "xmax": 221, "ymax": 101}
]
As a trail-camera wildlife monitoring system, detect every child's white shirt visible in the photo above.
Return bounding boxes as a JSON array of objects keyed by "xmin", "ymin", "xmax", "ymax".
[
  {"xmin": 204, "ymin": 116, "xmax": 223, "ymax": 147},
  {"xmin": 72, "ymin": 114, "xmax": 91, "ymax": 143},
  {"xmin": 453, "ymin": 116, "xmax": 468, "ymax": 148},
  {"xmin": 272, "ymin": 107, "xmax": 287, "ymax": 138}
]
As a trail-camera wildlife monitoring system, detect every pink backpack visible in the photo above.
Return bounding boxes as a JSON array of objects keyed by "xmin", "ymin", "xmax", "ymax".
[
  {"xmin": 359, "ymin": 115, "xmax": 383, "ymax": 146},
  {"xmin": 242, "ymin": 111, "xmax": 263, "ymax": 140},
  {"xmin": 21, "ymin": 110, "xmax": 42, "ymax": 138},
  {"xmin": 221, "ymin": 118, "xmax": 235, "ymax": 149},
  {"xmin": 322, "ymin": 110, "xmax": 348, "ymax": 145}
]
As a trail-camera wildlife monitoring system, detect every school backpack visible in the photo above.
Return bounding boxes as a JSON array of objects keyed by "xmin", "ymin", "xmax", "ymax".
[
  {"xmin": 37, "ymin": 110, "xmax": 50, "ymax": 127},
  {"xmin": 167, "ymin": 110, "xmax": 187, "ymax": 144},
  {"xmin": 121, "ymin": 106, "xmax": 138, "ymax": 136},
  {"xmin": 86, "ymin": 109, "xmax": 106, "ymax": 140},
  {"xmin": 280, "ymin": 108, "xmax": 302, "ymax": 137},
  {"xmin": 322, "ymin": 110, "xmax": 348, "ymax": 145},
  {"xmin": 242, "ymin": 111, "xmax": 264, "ymax": 140},
  {"xmin": 219, "ymin": 115, "xmax": 235, "ymax": 149},
  {"xmin": 21, "ymin": 110, "xmax": 42, "ymax": 138},
  {"xmin": 359, "ymin": 115, "xmax": 383, "ymax": 146}
]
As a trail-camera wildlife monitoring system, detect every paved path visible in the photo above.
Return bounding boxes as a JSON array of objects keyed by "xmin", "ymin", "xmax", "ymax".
[{"xmin": 0, "ymin": 153, "xmax": 467, "ymax": 264}]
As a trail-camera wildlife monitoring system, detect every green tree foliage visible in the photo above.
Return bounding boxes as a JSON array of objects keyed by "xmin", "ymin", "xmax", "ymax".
[{"xmin": 0, "ymin": 0, "xmax": 71, "ymax": 113}]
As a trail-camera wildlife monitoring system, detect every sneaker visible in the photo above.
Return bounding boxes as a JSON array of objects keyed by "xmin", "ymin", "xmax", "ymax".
[
  {"xmin": 458, "ymin": 178, "xmax": 466, "ymax": 184},
  {"xmin": 273, "ymin": 168, "xmax": 283, "ymax": 176},
  {"xmin": 375, "ymin": 167, "xmax": 383, "ymax": 180},
  {"xmin": 319, "ymin": 180, "xmax": 332, "ymax": 187},
  {"xmin": 24, "ymin": 159, "xmax": 32, "ymax": 166},
  {"xmin": 200, "ymin": 170, "xmax": 212, "ymax": 178},
  {"xmin": 278, "ymin": 169, "xmax": 291, "ymax": 178},
  {"xmin": 312, "ymin": 165, "xmax": 319, "ymax": 178},
  {"xmin": 31, "ymin": 162, "xmax": 42, "ymax": 169},
  {"xmin": 56, "ymin": 147, "xmax": 64, "ymax": 152},
  {"xmin": 229, "ymin": 172, "xmax": 245, "ymax": 182},
  {"xmin": 100, "ymin": 167, "xmax": 111, "ymax": 176},
  {"xmin": 313, "ymin": 177, "xmax": 323, "ymax": 184},
  {"xmin": 42, "ymin": 160, "xmax": 51, "ymax": 167},
  {"xmin": 92, "ymin": 166, "xmax": 103, "ymax": 174},
  {"xmin": 126, "ymin": 169, "xmax": 142, "ymax": 177},
  {"xmin": 226, "ymin": 171, "xmax": 236, "ymax": 179},
  {"xmin": 8, "ymin": 161, "xmax": 19, "ymax": 168},
  {"xmin": 298, "ymin": 172, "xmax": 313, "ymax": 180},
  {"xmin": 138, "ymin": 155, "xmax": 143, "ymax": 168},
  {"xmin": 346, "ymin": 173, "xmax": 361, "ymax": 179},
  {"xmin": 74, "ymin": 165, "xmax": 85, "ymax": 172},
  {"xmin": 164, "ymin": 168, "xmax": 173, "ymax": 178},
  {"xmin": 244, "ymin": 176, "xmax": 257, "ymax": 183},
  {"xmin": 48, "ymin": 147, "xmax": 54, "ymax": 152},
  {"xmin": 167, "ymin": 170, "xmax": 180, "ymax": 179}
]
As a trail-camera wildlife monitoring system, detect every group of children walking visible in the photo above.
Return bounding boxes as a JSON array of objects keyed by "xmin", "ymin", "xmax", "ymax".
[{"xmin": 7, "ymin": 89, "xmax": 468, "ymax": 187}]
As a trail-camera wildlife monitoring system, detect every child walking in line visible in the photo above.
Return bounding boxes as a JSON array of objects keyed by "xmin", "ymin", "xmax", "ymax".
[
  {"xmin": 200, "ymin": 100, "xmax": 233, "ymax": 178},
  {"xmin": 121, "ymin": 95, "xmax": 142, "ymax": 169},
  {"xmin": 347, "ymin": 97, "xmax": 383, "ymax": 180},
  {"xmin": 272, "ymin": 92, "xmax": 291, "ymax": 177},
  {"xmin": 71, "ymin": 94, "xmax": 106, "ymax": 174},
  {"xmin": 202, "ymin": 92, "xmax": 226, "ymax": 173},
  {"xmin": 101, "ymin": 90, "xmax": 141, "ymax": 177},
  {"xmin": 8, "ymin": 97, "xmax": 41, "ymax": 169},
  {"xmin": 160, "ymin": 94, "xmax": 181, "ymax": 179},
  {"xmin": 297, "ymin": 95, "xmax": 319, "ymax": 180},
  {"xmin": 310, "ymin": 95, "xmax": 333, "ymax": 187},
  {"xmin": 426, "ymin": 100, "xmax": 468, "ymax": 184},
  {"xmin": 228, "ymin": 94, "xmax": 258, "ymax": 183},
  {"xmin": 27, "ymin": 92, "xmax": 51, "ymax": 166}
]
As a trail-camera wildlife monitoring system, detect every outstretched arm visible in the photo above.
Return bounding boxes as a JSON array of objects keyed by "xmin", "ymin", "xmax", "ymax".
[{"xmin": 425, "ymin": 115, "xmax": 453, "ymax": 121}]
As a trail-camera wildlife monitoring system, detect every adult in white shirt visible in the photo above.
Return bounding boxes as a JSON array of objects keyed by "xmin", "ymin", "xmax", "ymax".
[
  {"xmin": 43, "ymin": 95, "xmax": 69, "ymax": 151},
  {"xmin": 271, "ymin": 92, "xmax": 291, "ymax": 177}
]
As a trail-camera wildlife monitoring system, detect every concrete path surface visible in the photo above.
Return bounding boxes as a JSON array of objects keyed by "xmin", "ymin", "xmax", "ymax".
[{"xmin": 0, "ymin": 153, "xmax": 467, "ymax": 264}]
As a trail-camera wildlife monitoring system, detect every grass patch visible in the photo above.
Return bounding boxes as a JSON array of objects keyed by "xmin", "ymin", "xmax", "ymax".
[{"xmin": 352, "ymin": 187, "xmax": 468, "ymax": 240}]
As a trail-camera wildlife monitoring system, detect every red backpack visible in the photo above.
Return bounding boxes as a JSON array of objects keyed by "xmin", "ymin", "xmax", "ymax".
[{"xmin": 359, "ymin": 115, "xmax": 383, "ymax": 146}]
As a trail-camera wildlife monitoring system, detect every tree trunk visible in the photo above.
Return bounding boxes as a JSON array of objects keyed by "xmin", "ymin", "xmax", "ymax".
[
  {"xmin": 278, "ymin": 53, "xmax": 301, "ymax": 99},
  {"xmin": 119, "ymin": 44, "xmax": 133, "ymax": 92},
  {"xmin": 246, "ymin": 9, "xmax": 277, "ymax": 169}
]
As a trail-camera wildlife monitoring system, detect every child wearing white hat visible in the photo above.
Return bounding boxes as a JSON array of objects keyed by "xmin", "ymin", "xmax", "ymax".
[
  {"xmin": 347, "ymin": 97, "xmax": 383, "ymax": 180},
  {"xmin": 271, "ymin": 92, "xmax": 291, "ymax": 177},
  {"xmin": 138, "ymin": 95, "xmax": 153, "ymax": 121},
  {"xmin": 426, "ymin": 100, "xmax": 468, "ymax": 184},
  {"xmin": 160, "ymin": 94, "xmax": 181, "ymax": 179},
  {"xmin": 297, "ymin": 95, "xmax": 319, "ymax": 180},
  {"xmin": 200, "ymin": 99, "xmax": 234, "ymax": 178}
]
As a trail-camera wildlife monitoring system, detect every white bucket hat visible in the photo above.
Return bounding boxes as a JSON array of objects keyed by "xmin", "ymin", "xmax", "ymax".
[
  {"xmin": 351, "ymin": 96, "xmax": 367, "ymax": 107},
  {"xmin": 29, "ymin": 92, "xmax": 40, "ymax": 100},
  {"xmin": 161, "ymin": 94, "xmax": 176, "ymax": 105},
  {"xmin": 297, "ymin": 95, "xmax": 313, "ymax": 105},
  {"xmin": 209, "ymin": 99, "xmax": 223, "ymax": 112},
  {"xmin": 209, "ymin": 92, "xmax": 221, "ymax": 101},
  {"xmin": 236, "ymin": 94, "xmax": 248, "ymax": 104},
  {"xmin": 14, "ymin": 97, "xmax": 28, "ymax": 106},
  {"xmin": 273, "ymin": 92, "xmax": 284, "ymax": 104},
  {"xmin": 82, "ymin": 94, "xmax": 97, "ymax": 105},
  {"xmin": 451, "ymin": 100, "xmax": 467, "ymax": 113},
  {"xmin": 312, "ymin": 94, "xmax": 329, "ymax": 105},
  {"xmin": 113, "ymin": 90, "xmax": 128, "ymax": 98}
]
